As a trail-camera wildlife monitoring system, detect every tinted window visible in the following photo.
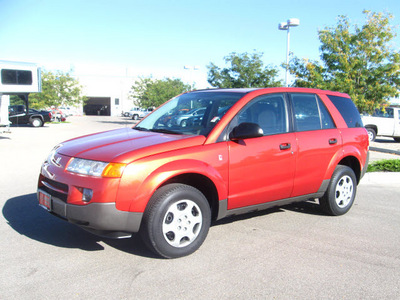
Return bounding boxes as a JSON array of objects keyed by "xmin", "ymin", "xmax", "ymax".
[
  {"xmin": 328, "ymin": 95, "xmax": 363, "ymax": 128},
  {"xmin": 373, "ymin": 107, "xmax": 394, "ymax": 118},
  {"xmin": 291, "ymin": 93, "xmax": 335, "ymax": 131},
  {"xmin": 1, "ymin": 69, "xmax": 33, "ymax": 85},
  {"xmin": 234, "ymin": 94, "xmax": 288, "ymax": 135}
]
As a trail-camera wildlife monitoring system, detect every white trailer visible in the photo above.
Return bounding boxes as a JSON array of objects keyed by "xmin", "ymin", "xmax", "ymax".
[{"xmin": 0, "ymin": 60, "xmax": 42, "ymax": 132}]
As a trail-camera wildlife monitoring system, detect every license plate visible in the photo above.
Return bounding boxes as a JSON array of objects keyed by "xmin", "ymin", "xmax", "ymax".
[{"xmin": 38, "ymin": 190, "xmax": 51, "ymax": 211}]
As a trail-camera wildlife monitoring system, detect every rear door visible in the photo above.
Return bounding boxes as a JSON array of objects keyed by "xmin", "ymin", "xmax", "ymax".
[
  {"xmin": 289, "ymin": 93, "xmax": 342, "ymax": 197},
  {"xmin": 227, "ymin": 93, "xmax": 296, "ymax": 209}
]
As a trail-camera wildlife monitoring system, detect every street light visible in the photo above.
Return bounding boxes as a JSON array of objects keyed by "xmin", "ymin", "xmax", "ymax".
[
  {"xmin": 183, "ymin": 65, "xmax": 200, "ymax": 88},
  {"xmin": 278, "ymin": 18, "xmax": 300, "ymax": 86}
]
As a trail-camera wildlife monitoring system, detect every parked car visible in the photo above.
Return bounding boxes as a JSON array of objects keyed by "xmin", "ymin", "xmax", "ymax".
[
  {"xmin": 126, "ymin": 107, "xmax": 154, "ymax": 120},
  {"xmin": 168, "ymin": 107, "xmax": 206, "ymax": 127},
  {"xmin": 37, "ymin": 88, "xmax": 369, "ymax": 258},
  {"xmin": 362, "ymin": 106, "xmax": 400, "ymax": 142},
  {"xmin": 125, "ymin": 107, "xmax": 141, "ymax": 119},
  {"xmin": 9, "ymin": 105, "xmax": 51, "ymax": 127}
]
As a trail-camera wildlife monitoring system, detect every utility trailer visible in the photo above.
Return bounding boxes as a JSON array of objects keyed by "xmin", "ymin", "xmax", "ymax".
[{"xmin": 0, "ymin": 60, "xmax": 42, "ymax": 132}]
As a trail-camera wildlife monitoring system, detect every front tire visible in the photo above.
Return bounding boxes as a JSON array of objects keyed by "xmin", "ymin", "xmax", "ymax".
[
  {"xmin": 319, "ymin": 165, "xmax": 357, "ymax": 216},
  {"xmin": 140, "ymin": 184, "xmax": 211, "ymax": 258}
]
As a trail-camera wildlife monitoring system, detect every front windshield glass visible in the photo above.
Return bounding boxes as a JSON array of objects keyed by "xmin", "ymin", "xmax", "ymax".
[{"xmin": 135, "ymin": 91, "xmax": 245, "ymax": 136}]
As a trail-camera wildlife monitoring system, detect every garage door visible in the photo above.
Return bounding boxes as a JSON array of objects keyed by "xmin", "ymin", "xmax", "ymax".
[{"xmin": 84, "ymin": 97, "xmax": 111, "ymax": 116}]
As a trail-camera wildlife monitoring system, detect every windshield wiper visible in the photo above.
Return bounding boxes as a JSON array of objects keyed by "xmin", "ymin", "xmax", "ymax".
[
  {"xmin": 149, "ymin": 128, "xmax": 180, "ymax": 135},
  {"xmin": 133, "ymin": 126, "xmax": 149, "ymax": 131}
]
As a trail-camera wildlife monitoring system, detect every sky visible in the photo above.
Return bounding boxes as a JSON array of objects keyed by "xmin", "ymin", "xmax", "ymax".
[{"xmin": 1, "ymin": 0, "xmax": 400, "ymax": 88}]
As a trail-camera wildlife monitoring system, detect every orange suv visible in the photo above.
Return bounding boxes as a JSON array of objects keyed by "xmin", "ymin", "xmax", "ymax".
[{"xmin": 38, "ymin": 88, "xmax": 369, "ymax": 258}]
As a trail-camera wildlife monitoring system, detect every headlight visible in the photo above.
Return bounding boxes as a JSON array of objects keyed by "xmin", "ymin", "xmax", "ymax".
[
  {"xmin": 66, "ymin": 158, "xmax": 126, "ymax": 178},
  {"xmin": 67, "ymin": 158, "xmax": 108, "ymax": 177}
]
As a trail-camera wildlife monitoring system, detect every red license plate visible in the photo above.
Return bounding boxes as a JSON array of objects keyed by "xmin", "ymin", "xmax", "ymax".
[{"xmin": 38, "ymin": 190, "xmax": 51, "ymax": 211}]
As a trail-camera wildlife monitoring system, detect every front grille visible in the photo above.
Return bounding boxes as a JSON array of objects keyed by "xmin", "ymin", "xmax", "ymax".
[{"xmin": 40, "ymin": 177, "xmax": 69, "ymax": 202}]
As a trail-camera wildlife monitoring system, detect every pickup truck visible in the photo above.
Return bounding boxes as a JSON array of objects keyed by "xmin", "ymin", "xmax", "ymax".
[
  {"xmin": 362, "ymin": 106, "xmax": 400, "ymax": 142},
  {"xmin": 9, "ymin": 104, "xmax": 52, "ymax": 127}
]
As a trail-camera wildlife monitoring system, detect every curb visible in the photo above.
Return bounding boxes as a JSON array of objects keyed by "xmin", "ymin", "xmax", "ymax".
[{"xmin": 370, "ymin": 147, "xmax": 400, "ymax": 156}]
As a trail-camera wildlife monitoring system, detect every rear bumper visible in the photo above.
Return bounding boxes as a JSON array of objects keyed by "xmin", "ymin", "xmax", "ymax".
[{"xmin": 38, "ymin": 189, "xmax": 143, "ymax": 239}]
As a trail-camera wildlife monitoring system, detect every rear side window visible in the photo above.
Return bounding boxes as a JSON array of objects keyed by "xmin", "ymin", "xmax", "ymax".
[
  {"xmin": 327, "ymin": 95, "xmax": 363, "ymax": 128},
  {"xmin": 291, "ymin": 93, "xmax": 335, "ymax": 132}
]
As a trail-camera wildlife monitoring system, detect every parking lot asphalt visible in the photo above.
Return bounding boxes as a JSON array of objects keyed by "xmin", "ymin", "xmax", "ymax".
[{"xmin": 1, "ymin": 116, "xmax": 399, "ymax": 299}]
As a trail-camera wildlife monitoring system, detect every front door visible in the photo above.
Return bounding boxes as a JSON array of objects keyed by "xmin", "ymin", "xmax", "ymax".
[{"xmin": 227, "ymin": 93, "xmax": 296, "ymax": 209}]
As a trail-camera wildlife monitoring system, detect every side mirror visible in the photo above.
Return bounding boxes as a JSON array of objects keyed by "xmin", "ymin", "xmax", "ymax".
[{"xmin": 229, "ymin": 122, "xmax": 264, "ymax": 140}]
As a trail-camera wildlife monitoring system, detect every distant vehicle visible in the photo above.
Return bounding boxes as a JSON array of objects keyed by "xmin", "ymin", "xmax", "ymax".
[
  {"xmin": 8, "ymin": 105, "xmax": 51, "ymax": 127},
  {"xmin": 0, "ymin": 60, "xmax": 42, "ymax": 130},
  {"xmin": 362, "ymin": 107, "xmax": 400, "ymax": 142},
  {"xmin": 169, "ymin": 107, "xmax": 206, "ymax": 127},
  {"xmin": 124, "ymin": 107, "xmax": 141, "ymax": 118},
  {"xmin": 126, "ymin": 107, "xmax": 154, "ymax": 120}
]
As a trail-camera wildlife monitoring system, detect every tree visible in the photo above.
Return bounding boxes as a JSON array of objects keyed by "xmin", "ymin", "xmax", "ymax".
[
  {"xmin": 130, "ymin": 77, "xmax": 192, "ymax": 108},
  {"xmin": 207, "ymin": 52, "xmax": 283, "ymax": 88},
  {"xmin": 29, "ymin": 71, "xmax": 86, "ymax": 109},
  {"xmin": 289, "ymin": 11, "xmax": 400, "ymax": 113}
]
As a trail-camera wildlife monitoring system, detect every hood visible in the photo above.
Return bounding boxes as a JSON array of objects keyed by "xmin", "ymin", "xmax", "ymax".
[{"xmin": 58, "ymin": 128, "xmax": 206, "ymax": 163}]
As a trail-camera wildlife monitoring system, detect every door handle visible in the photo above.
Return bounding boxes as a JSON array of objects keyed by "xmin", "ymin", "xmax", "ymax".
[
  {"xmin": 279, "ymin": 143, "xmax": 291, "ymax": 150},
  {"xmin": 329, "ymin": 138, "xmax": 338, "ymax": 144}
]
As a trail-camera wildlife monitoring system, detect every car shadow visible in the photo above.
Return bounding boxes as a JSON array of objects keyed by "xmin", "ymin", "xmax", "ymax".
[
  {"xmin": 3, "ymin": 194, "xmax": 324, "ymax": 258},
  {"xmin": 281, "ymin": 200, "xmax": 325, "ymax": 216},
  {"xmin": 2, "ymin": 193, "xmax": 157, "ymax": 258},
  {"xmin": 213, "ymin": 200, "xmax": 324, "ymax": 226}
]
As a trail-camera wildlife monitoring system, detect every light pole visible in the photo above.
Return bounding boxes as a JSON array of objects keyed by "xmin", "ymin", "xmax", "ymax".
[
  {"xmin": 278, "ymin": 18, "xmax": 300, "ymax": 87},
  {"xmin": 183, "ymin": 65, "xmax": 200, "ymax": 88}
]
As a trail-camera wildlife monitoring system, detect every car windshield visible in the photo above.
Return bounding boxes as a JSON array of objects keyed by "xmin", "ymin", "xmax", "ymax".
[{"xmin": 135, "ymin": 91, "xmax": 245, "ymax": 136}]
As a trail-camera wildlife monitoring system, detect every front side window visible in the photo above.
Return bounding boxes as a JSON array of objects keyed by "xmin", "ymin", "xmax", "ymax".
[
  {"xmin": 291, "ymin": 93, "xmax": 335, "ymax": 131},
  {"xmin": 233, "ymin": 93, "xmax": 288, "ymax": 135}
]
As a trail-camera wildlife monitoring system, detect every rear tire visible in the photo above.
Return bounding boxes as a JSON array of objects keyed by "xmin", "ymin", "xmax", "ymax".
[
  {"xmin": 31, "ymin": 118, "xmax": 43, "ymax": 127},
  {"xmin": 140, "ymin": 184, "xmax": 211, "ymax": 258},
  {"xmin": 320, "ymin": 165, "xmax": 357, "ymax": 216},
  {"xmin": 366, "ymin": 128, "xmax": 376, "ymax": 142}
]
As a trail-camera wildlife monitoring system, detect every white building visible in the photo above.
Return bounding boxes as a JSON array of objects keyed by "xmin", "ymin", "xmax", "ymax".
[{"xmin": 71, "ymin": 64, "xmax": 137, "ymax": 116}]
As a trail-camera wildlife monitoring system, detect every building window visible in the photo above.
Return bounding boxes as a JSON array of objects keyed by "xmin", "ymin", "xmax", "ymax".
[{"xmin": 115, "ymin": 98, "xmax": 120, "ymax": 105}]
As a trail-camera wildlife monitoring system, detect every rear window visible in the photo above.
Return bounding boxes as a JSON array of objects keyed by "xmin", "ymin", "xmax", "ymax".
[{"xmin": 327, "ymin": 95, "xmax": 363, "ymax": 128}]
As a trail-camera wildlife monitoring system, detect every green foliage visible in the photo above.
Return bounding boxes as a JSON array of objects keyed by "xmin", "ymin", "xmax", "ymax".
[
  {"xmin": 367, "ymin": 159, "xmax": 400, "ymax": 172},
  {"xmin": 289, "ymin": 11, "xmax": 400, "ymax": 114},
  {"xmin": 9, "ymin": 95, "xmax": 26, "ymax": 106},
  {"xmin": 29, "ymin": 71, "xmax": 87, "ymax": 109},
  {"xmin": 130, "ymin": 77, "xmax": 192, "ymax": 108},
  {"xmin": 207, "ymin": 52, "xmax": 283, "ymax": 88}
]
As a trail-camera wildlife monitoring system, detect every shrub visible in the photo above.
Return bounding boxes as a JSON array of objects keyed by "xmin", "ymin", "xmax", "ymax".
[{"xmin": 367, "ymin": 159, "xmax": 400, "ymax": 172}]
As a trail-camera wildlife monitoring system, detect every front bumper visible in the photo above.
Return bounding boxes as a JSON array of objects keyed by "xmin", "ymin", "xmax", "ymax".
[{"xmin": 37, "ymin": 189, "xmax": 143, "ymax": 239}]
